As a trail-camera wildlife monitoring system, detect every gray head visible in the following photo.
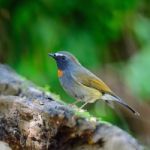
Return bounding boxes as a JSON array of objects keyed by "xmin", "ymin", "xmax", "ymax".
[{"xmin": 48, "ymin": 51, "xmax": 80, "ymax": 70}]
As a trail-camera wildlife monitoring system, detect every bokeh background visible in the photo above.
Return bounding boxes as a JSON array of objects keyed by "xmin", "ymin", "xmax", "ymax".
[{"xmin": 0, "ymin": 0, "xmax": 150, "ymax": 148}]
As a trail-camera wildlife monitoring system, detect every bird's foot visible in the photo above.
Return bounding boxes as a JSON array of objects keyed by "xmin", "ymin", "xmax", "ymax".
[
  {"xmin": 68, "ymin": 103, "xmax": 77, "ymax": 108},
  {"xmin": 68, "ymin": 100, "xmax": 81, "ymax": 108}
]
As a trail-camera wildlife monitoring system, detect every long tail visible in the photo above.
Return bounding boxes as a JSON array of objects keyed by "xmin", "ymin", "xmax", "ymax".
[{"xmin": 101, "ymin": 93, "xmax": 140, "ymax": 116}]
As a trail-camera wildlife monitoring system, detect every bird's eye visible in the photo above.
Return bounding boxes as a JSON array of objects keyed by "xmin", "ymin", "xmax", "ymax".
[{"xmin": 61, "ymin": 56, "xmax": 66, "ymax": 60}]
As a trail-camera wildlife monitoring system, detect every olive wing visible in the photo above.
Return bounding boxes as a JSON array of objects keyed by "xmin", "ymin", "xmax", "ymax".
[{"xmin": 72, "ymin": 68, "xmax": 112, "ymax": 93}]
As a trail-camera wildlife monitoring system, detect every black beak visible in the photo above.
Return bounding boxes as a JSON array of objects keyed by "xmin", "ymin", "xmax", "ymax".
[{"xmin": 48, "ymin": 53, "xmax": 55, "ymax": 58}]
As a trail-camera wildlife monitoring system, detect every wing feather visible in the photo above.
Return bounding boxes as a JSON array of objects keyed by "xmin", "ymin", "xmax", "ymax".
[{"xmin": 72, "ymin": 67, "xmax": 112, "ymax": 93}]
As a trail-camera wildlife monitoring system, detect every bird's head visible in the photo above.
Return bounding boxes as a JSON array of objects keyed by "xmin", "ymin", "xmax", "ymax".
[{"xmin": 48, "ymin": 51, "xmax": 80, "ymax": 71}]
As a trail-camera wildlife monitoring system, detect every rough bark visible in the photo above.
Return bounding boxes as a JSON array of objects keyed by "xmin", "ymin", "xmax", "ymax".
[{"xmin": 0, "ymin": 64, "xmax": 143, "ymax": 150}]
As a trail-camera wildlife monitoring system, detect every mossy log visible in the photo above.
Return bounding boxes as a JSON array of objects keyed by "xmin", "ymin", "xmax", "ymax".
[{"xmin": 0, "ymin": 64, "xmax": 143, "ymax": 150}]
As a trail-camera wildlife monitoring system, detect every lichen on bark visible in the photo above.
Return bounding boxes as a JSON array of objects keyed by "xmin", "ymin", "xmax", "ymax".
[{"xmin": 0, "ymin": 64, "xmax": 143, "ymax": 150}]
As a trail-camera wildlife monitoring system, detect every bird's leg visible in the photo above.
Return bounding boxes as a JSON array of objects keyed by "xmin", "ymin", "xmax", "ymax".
[
  {"xmin": 69, "ymin": 100, "xmax": 81, "ymax": 107},
  {"xmin": 79, "ymin": 102, "xmax": 89, "ymax": 109}
]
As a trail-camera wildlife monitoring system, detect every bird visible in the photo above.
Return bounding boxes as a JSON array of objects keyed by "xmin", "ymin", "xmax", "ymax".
[{"xmin": 48, "ymin": 51, "xmax": 139, "ymax": 116}]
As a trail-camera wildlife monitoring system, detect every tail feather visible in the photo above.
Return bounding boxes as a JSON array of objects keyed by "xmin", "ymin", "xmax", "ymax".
[{"xmin": 101, "ymin": 93, "xmax": 140, "ymax": 116}]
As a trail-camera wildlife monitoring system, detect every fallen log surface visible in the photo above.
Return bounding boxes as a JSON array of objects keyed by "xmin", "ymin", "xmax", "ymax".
[{"xmin": 0, "ymin": 64, "xmax": 143, "ymax": 150}]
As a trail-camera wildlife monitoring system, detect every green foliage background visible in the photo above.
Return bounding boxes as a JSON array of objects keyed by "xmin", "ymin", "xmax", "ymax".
[{"xmin": 0, "ymin": 0, "xmax": 150, "ymax": 146}]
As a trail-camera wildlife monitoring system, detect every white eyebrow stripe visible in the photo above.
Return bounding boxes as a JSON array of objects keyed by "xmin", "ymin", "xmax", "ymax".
[{"xmin": 55, "ymin": 53, "xmax": 64, "ymax": 57}]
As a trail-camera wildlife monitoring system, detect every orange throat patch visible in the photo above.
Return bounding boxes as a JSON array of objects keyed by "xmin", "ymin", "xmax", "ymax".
[{"xmin": 58, "ymin": 69, "xmax": 63, "ymax": 77}]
